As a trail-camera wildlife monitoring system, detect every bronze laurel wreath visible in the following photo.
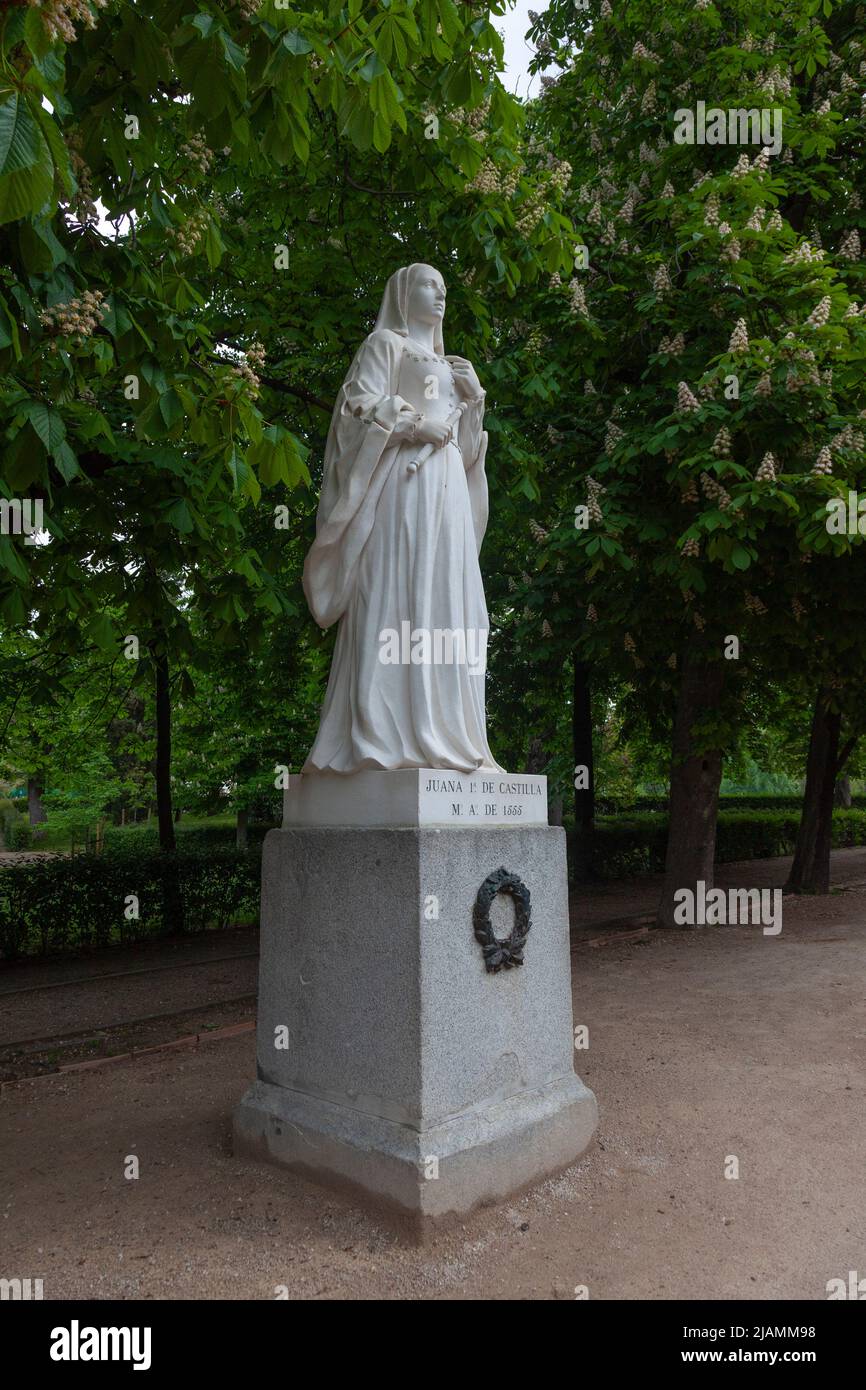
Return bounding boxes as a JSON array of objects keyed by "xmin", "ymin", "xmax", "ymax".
[{"xmin": 472, "ymin": 866, "xmax": 532, "ymax": 973}]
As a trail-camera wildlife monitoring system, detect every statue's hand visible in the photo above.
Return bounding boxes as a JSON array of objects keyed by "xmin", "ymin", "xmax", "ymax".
[
  {"xmin": 450, "ymin": 357, "xmax": 483, "ymax": 400},
  {"xmin": 414, "ymin": 417, "xmax": 453, "ymax": 449}
]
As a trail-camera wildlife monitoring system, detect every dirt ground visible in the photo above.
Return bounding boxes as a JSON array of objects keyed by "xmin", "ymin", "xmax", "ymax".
[{"xmin": 2, "ymin": 850, "xmax": 865, "ymax": 1300}]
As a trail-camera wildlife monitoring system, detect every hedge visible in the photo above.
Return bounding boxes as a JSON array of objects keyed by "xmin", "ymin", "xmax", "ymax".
[
  {"xmin": 101, "ymin": 821, "xmax": 275, "ymax": 854},
  {"xmin": 0, "ymin": 797, "xmax": 31, "ymax": 850},
  {"xmin": 5, "ymin": 807, "xmax": 866, "ymax": 958},
  {"xmin": 594, "ymin": 794, "xmax": 866, "ymax": 815},
  {"xmin": 0, "ymin": 847, "xmax": 260, "ymax": 960},
  {"xmin": 572, "ymin": 808, "xmax": 866, "ymax": 880}
]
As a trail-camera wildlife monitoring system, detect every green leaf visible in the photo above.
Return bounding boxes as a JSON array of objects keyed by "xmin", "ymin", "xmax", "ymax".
[
  {"xmin": 84, "ymin": 612, "xmax": 117, "ymax": 651},
  {"xmin": 52, "ymin": 439, "xmax": 80, "ymax": 482},
  {"xmin": 159, "ymin": 389, "xmax": 185, "ymax": 429},
  {"xmin": 190, "ymin": 14, "xmax": 216, "ymax": 38},
  {"xmin": 0, "ymin": 93, "xmax": 54, "ymax": 224},
  {"xmin": 203, "ymin": 220, "xmax": 224, "ymax": 270},
  {"xmin": 220, "ymin": 31, "xmax": 247, "ymax": 71},
  {"xmin": 282, "ymin": 30, "xmax": 313, "ymax": 55},
  {"xmin": 24, "ymin": 7, "xmax": 51, "ymax": 59},
  {"xmin": 18, "ymin": 216, "xmax": 66, "ymax": 273},
  {"xmin": 24, "ymin": 401, "xmax": 66, "ymax": 452},
  {"xmin": 0, "ymin": 92, "xmax": 41, "ymax": 176},
  {"xmin": 730, "ymin": 545, "xmax": 752, "ymax": 570},
  {"xmin": 0, "ymin": 290, "xmax": 22, "ymax": 358},
  {"xmin": 225, "ymin": 445, "xmax": 249, "ymax": 492},
  {"xmin": 244, "ymin": 467, "xmax": 261, "ymax": 505},
  {"xmin": 0, "ymin": 536, "xmax": 29, "ymax": 584},
  {"xmin": 166, "ymin": 498, "xmax": 194, "ymax": 533},
  {"xmin": 30, "ymin": 101, "xmax": 71, "ymax": 195}
]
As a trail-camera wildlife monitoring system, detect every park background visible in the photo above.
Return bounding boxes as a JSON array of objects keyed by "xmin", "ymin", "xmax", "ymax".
[{"xmin": 2, "ymin": 0, "xmax": 866, "ymax": 957}]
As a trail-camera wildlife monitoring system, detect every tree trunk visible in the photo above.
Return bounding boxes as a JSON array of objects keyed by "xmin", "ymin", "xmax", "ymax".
[
  {"xmin": 154, "ymin": 648, "xmax": 176, "ymax": 853},
  {"xmin": 657, "ymin": 653, "xmax": 725, "ymax": 928},
  {"xmin": 153, "ymin": 645, "xmax": 185, "ymax": 932},
  {"xmin": 27, "ymin": 776, "xmax": 46, "ymax": 826},
  {"xmin": 236, "ymin": 807, "xmax": 248, "ymax": 849},
  {"xmin": 785, "ymin": 689, "xmax": 844, "ymax": 895},
  {"xmin": 571, "ymin": 658, "xmax": 595, "ymax": 879},
  {"xmin": 834, "ymin": 775, "xmax": 852, "ymax": 809}
]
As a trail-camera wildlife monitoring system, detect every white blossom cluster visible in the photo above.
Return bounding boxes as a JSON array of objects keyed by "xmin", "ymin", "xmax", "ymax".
[
  {"xmin": 456, "ymin": 101, "xmax": 490, "ymax": 139},
  {"xmin": 179, "ymin": 133, "xmax": 214, "ymax": 176},
  {"xmin": 783, "ymin": 241, "xmax": 825, "ymax": 265},
  {"xmin": 755, "ymin": 452, "xmax": 777, "ymax": 481},
  {"xmin": 728, "ymin": 318, "xmax": 749, "ymax": 352},
  {"xmin": 811, "ymin": 446, "xmax": 833, "ymax": 476},
  {"xmin": 676, "ymin": 381, "xmax": 701, "ymax": 414},
  {"xmin": 567, "ymin": 277, "xmax": 588, "ymax": 316},
  {"xmin": 170, "ymin": 208, "xmax": 210, "ymax": 256},
  {"xmin": 838, "ymin": 229, "xmax": 861, "ymax": 261},
  {"xmin": 40, "ymin": 289, "xmax": 107, "ymax": 340},
  {"xmin": 703, "ymin": 192, "xmax": 719, "ymax": 225},
  {"xmin": 700, "ymin": 471, "xmax": 731, "ymax": 509},
  {"xmin": 604, "ymin": 420, "xmax": 624, "ymax": 455},
  {"xmin": 515, "ymin": 194, "xmax": 545, "ymax": 238},
  {"xmin": 712, "ymin": 427, "xmax": 732, "ymax": 457},
  {"xmin": 67, "ymin": 143, "xmax": 98, "ymax": 223},
  {"xmin": 468, "ymin": 159, "xmax": 500, "ymax": 195},
  {"xmin": 28, "ymin": 0, "xmax": 107, "ymax": 44},
  {"xmin": 744, "ymin": 592, "xmax": 768, "ymax": 615},
  {"xmin": 653, "ymin": 264, "xmax": 671, "ymax": 296},
  {"xmin": 546, "ymin": 157, "xmax": 572, "ymax": 193},
  {"xmin": 805, "ymin": 296, "xmax": 832, "ymax": 329},
  {"xmin": 586, "ymin": 476, "xmax": 605, "ymax": 524}
]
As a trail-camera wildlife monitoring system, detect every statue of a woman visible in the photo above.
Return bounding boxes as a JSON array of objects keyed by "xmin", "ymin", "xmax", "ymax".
[{"xmin": 302, "ymin": 264, "xmax": 503, "ymax": 774}]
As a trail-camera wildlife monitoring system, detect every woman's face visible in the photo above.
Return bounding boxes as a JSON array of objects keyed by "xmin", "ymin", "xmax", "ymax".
[{"xmin": 407, "ymin": 267, "xmax": 446, "ymax": 326}]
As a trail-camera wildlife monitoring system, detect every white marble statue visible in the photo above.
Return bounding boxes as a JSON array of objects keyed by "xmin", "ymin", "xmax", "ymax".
[{"xmin": 302, "ymin": 263, "xmax": 503, "ymax": 774}]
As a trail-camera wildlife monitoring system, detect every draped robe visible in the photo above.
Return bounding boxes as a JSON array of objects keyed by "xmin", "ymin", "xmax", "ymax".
[{"xmin": 301, "ymin": 325, "xmax": 503, "ymax": 773}]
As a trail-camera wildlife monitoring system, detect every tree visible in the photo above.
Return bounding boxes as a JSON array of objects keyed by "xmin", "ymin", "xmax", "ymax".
[
  {"xmin": 1, "ymin": 1, "xmax": 576, "ymax": 885},
  {"xmin": 513, "ymin": 0, "xmax": 866, "ymax": 918}
]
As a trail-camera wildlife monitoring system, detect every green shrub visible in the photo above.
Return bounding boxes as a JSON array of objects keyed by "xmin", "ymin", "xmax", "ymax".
[
  {"xmin": 7, "ymin": 819, "xmax": 33, "ymax": 851},
  {"xmin": 569, "ymin": 808, "xmax": 866, "ymax": 880},
  {"xmin": 102, "ymin": 820, "xmax": 274, "ymax": 854},
  {"xmin": 594, "ymin": 794, "xmax": 866, "ymax": 815},
  {"xmin": 0, "ymin": 846, "xmax": 261, "ymax": 960},
  {"xmin": 0, "ymin": 798, "xmax": 26, "ymax": 849}
]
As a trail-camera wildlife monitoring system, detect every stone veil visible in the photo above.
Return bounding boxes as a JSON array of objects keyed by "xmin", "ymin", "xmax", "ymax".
[{"xmin": 301, "ymin": 263, "xmax": 503, "ymax": 775}]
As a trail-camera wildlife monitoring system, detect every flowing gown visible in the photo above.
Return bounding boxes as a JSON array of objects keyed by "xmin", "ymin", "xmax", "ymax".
[{"xmin": 302, "ymin": 330, "xmax": 503, "ymax": 773}]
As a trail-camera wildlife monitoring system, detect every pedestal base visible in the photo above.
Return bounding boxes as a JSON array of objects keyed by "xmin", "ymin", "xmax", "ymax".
[
  {"xmin": 235, "ymin": 1072, "xmax": 596, "ymax": 1224},
  {"xmin": 233, "ymin": 824, "xmax": 597, "ymax": 1226}
]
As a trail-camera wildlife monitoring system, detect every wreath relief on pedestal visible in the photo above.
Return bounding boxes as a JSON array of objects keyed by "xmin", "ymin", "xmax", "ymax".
[{"xmin": 472, "ymin": 866, "xmax": 532, "ymax": 973}]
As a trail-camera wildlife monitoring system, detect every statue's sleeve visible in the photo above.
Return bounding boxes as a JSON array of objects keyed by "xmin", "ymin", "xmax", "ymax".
[
  {"xmin": 303, "ymin": 331, "xmax": 413, "ymax": 630},
  {"xmin": 340, "ymin": 331, "xmax": 420, "ymax": 436},
  {"xmin": 457, "ymin": 391, "xmax": 489, "ymax": 556}
]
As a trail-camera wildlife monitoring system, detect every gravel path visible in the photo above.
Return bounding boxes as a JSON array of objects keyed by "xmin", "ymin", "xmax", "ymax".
[{"xmin": 2, "ymin": 867, "xmax": 864, "ymax": 1300}]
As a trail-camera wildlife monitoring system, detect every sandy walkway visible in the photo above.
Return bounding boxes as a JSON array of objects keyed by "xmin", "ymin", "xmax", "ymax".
[{"xmin": 2, "ymin": 871, "xmax": 864, "ymax": 1300}]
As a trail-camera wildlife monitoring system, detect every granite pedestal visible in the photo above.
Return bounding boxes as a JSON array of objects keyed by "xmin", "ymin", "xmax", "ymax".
[{"xmin": 233, "ymin": 776, "xmax": 598, "ymax": 1226}]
